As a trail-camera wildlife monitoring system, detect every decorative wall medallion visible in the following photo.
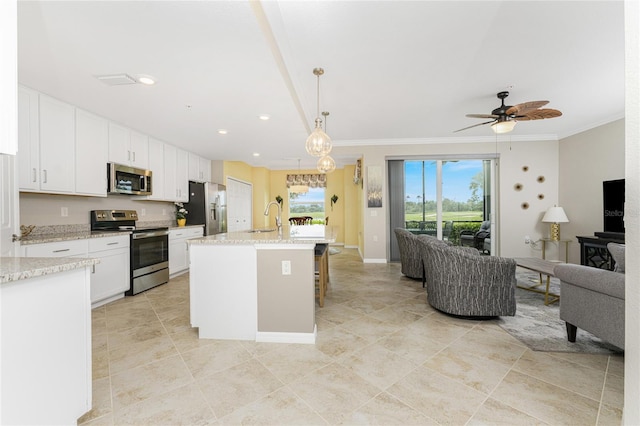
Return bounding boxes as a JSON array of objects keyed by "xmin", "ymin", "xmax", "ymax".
[
  {"xmin": 538, "ymin": 193, "xmax": 545, "ymax": 200},
  {"xmin": 514, "ymin": 183, "xmax": 523, "ymax": 191},
  {"xmin": 537, "ymin": 175, "xmax": 545, "ymax": 183},
  {"xmin": 521, "ymin": 202, "xmax": 530, "ymax": 209},
  {"xmin": 522, "ymin": 166, "xmax": 529, "ymax": 172}
]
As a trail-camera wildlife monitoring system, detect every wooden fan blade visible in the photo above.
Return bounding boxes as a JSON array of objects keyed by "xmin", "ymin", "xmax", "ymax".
[
  {"xmin": 453, "ymin": 120, "xmax": 496, "ymax": 133},
  {"xmin": 514, "ymin": 108, "xmax": 562, "ymax": 121},
  {"xmin": 466, "ymin": 113, "xmax": 499, "ymax": 119},
  {"xmin": 506, "ymin": 101, "xmax": 549, "ymax": 116}
]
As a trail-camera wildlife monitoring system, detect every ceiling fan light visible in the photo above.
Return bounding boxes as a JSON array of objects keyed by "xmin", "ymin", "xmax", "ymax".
[
  {"xmin": 491, "ymin": 120, "xmax": 517, "ymax": 134},
  {"xmin": 317, "ymin": 155, "xmax": 336, "ymax": 174},
  {"xmin": 305, "ymin": 121, "xmax": 332, "ymax": 157}
]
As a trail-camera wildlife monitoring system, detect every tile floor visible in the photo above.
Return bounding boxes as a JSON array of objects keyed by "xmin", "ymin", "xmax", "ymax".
[{"xmin": 80, "ymin": 248, "xmax": 624, "ymax": 425}]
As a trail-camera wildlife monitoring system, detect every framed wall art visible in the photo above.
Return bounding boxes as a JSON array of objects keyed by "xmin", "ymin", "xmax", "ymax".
[{"xmin": 367, "ymin": 165, "xmax": 383, "ymax": 208}]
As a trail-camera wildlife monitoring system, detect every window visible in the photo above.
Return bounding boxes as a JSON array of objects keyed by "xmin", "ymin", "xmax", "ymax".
[{"xmin": 289, "ymin": 187, "xmax": 325, "ymax": 223}]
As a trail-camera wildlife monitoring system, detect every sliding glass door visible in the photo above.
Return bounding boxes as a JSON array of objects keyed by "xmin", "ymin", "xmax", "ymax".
[{"xmin": 389, "ymin": 157, "xmax": 497, "ymax": 261}]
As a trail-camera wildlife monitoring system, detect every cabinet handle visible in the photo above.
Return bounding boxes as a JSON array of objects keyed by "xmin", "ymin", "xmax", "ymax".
[
  {"xmin": 32, "ymin": 168, "xmax": 36, "ymax": 182},
  {"xmin": 107, "ymin": 242, "xmax": 119, "ymax": 246},
  {"xmin": 52, "ymin": 248, "xmax": 70, "ymax": 253},
  {"xmin": 92, "ymin": 264, "xmax": 96, "ymax": 274},
  {"xmin": 128, "ymin": 150, "xmax": 131, "ymax": 161},
  {"xmin": 133, "ymin": 151, "xmax": 136, "ymax": 162},
  {"xmin": 43, "ymin": 169, "xmax": 47, "ymax": 183}
]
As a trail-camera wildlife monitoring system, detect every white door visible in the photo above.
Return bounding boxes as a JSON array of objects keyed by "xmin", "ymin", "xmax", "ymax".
[{"xmin": 227, "ymin": 177, "xmax": 252, "ymax": 232}]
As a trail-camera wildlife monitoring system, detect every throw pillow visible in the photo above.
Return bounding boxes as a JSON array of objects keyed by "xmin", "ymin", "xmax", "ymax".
[{"xmin": 607, "ymin": 243, "xmax": 625, "ymax": 273}]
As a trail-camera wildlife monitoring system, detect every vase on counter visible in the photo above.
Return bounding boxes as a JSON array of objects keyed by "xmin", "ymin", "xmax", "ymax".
[{"xmin": 177, "ymin": 218, "xmax": 186, "ymax": 227}]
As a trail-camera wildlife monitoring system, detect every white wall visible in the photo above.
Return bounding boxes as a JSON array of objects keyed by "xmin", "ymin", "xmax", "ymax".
[
  {"xmin": 559, "ymin": 119, "xmax": 625, "ymax": 264},
  {"xmin": 19, "ymin": 193, "xmax": 174, "ymax": 226},
  {"xmin": 334, "ymin": 136, "xmax": 560, "ymax": 261}
]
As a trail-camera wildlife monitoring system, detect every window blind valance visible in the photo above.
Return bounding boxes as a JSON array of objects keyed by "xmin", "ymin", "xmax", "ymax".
[{"xmin": 286, "ymin": 174, "xmax": 327, "ymax": 188}]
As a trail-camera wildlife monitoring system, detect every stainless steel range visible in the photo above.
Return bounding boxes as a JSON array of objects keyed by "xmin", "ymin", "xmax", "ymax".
[{"xmin": 90, "ymin": 210, "xmax": 169, "ymax": 295}]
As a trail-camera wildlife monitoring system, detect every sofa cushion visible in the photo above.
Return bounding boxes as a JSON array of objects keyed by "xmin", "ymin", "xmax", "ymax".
[{"xmin": 608, "ymin": 243, "xmax": 625, "ymax": 273}]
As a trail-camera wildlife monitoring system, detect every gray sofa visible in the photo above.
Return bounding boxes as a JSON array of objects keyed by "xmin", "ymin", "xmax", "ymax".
[
  {"xmin": 554, "ymin": 247, "xmax": 625, "ymax": 349},
  {"xmin": 418, "ymin": 235, "xmax": 517, "ymax": 317}
]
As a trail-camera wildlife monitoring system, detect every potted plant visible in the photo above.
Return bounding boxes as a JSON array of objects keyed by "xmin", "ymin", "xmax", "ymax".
[{"xmin": 175, "ymin": 202, "xmax": 188, "ymax": 226}]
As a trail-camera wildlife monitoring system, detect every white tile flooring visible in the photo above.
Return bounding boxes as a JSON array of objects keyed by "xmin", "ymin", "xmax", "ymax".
[{"xmin": 80, "ymin": 248, "xmax": 623, "ymax": 425}]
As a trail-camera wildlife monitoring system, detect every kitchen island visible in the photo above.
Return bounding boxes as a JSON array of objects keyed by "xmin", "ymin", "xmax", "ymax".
[{"xmin": 188, "ymin": 225, "xmax": 337, "ymax": 344}]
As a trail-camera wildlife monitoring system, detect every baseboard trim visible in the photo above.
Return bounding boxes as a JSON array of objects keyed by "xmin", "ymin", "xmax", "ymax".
[
  {"xmin": 255, "ymin": 325, "xmax": 317, "ymax": 344},
  {"xmin": 363, "ymin": 258, "xmax": 387, "ymax": 264}
]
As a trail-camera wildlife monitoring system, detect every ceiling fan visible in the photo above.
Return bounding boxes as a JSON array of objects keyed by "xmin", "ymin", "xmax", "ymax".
[{"xmin": 454, "ymin": 91, "xmax": 562, "ymax": 134}]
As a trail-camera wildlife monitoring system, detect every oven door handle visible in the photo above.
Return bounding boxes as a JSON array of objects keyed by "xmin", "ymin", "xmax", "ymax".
[{"xmin": 133, "ymin": 230, "xmax": 169, "ymax": 239}]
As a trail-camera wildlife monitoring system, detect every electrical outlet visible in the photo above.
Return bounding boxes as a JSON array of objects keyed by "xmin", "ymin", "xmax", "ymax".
[
  {"xmin": 281, "ymin": 260, "xmax": 291, "ymax": 275},
  {"xmin": 525, "ymin": 235, "xmax": 531, "ymax": 244},
  {"xmin": 373, "ymin": 235, "xmax": 378, "ymax": 242},
  {"xmin": 61, "ymin": 207, "xmax": 68, "ymax": 217},
  {"xmin": 141, "ymin": 208, "xmax": 146, "ymax": 216}
]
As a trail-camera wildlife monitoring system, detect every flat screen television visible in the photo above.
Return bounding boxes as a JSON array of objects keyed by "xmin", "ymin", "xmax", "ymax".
[{"xmin": 603, "ymin": 179, "xmax": 625, "ymax": 234}]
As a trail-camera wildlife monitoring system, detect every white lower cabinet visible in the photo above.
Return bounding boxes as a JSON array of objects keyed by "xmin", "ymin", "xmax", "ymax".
[
  {"xmin": 88, "ymin": 235, "xmax": 130, "ymax": 307},
  {"xmin": 169, "ymin": 227, "xmax": 203, "ymax": 276},
  {"xmin": 21, "ymin": 235, "xmax": 131, "ymax": 308}
]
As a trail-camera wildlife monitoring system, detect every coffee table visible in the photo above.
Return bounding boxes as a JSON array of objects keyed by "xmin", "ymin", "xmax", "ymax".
[{"xmin": 514, "ymin": 257, "xmax": 560, "ymax": 305}]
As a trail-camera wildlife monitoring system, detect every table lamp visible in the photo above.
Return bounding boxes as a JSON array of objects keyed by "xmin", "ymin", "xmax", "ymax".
[{"xmin": 542, "ymin": 206, "xmax": 569, "ymax": 241}]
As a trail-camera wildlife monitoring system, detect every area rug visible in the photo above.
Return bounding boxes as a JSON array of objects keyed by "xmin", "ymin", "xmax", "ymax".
[{"xmin": 496, "ymin": 271, "xmax": 623, "ymax": 354}]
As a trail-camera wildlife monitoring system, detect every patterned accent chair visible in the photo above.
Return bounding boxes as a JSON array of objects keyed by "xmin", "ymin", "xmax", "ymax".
[
  {"xmin": 418, "ymin": 236, "xmax": 517, "ymax": 317},
  {"xmin": 394, "ymin": 228, "xmax": 424, "ymax": 282}
]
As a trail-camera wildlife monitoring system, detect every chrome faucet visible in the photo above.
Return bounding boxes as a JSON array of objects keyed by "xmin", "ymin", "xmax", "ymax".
[{"xmin": 264, "ymin": 201, "xmax": 282, "ymax": 234}]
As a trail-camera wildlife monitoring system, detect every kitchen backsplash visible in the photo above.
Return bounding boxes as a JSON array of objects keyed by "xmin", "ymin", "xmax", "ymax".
[{"xmin": 20, "ymin": 192, "xmax": 176, "ymax": 227}]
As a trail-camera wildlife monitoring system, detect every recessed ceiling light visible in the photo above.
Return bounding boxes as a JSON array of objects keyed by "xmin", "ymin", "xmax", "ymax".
[
  {"xmin": 138, "ymin": 76, "xmax": 156, "ymax": 85},
  {"xmin": 217, "ymin": 129, "xmax": 228, "ymax": 135},
  {"xmin": 252, "ymin": 153, "xmax": 260, "ymax": 157},
  {"xmin": 258, "ymin": 114, "xmax": 270, "ymax": 121}
]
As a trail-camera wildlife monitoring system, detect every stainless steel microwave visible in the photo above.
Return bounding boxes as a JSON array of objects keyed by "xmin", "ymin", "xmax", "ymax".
[{"xmin": 107, "ymin": 163, "xmax": 152, "ymax": 195}]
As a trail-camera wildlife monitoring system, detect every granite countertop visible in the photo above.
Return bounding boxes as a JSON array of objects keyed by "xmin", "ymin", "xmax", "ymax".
[
  {"xmin": 0, "ymin": 257, "xmax": 99, "ymax": 284},
  {"xmin": 19, "ymin": 230, "xmax": 132, "ymax": 245},
  {"xmin": 188, "ymin": 225, "xmax": 337, "ymax": 245},
  {"xmin": 168, "ymin": 225, "xmax": 204, "ymax": 231}
]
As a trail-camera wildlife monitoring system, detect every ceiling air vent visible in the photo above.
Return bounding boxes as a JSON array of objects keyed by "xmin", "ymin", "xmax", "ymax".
[{"xmin": 95, "ymin": 74, "xmax": 138, "ymax": 86}]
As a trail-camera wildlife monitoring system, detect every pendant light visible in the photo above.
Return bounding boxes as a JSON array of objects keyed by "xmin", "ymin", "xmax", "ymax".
[
  {"xmin": 317, "ymin": 111, "xmax": 336, "ymax": 173},
  {"xmin": 305, "ymin": 68, "xmax": 332, "ymax": 157},
  {"xmin": 290, "ymin": 159, "xmax": 309, "ymax": 194}
]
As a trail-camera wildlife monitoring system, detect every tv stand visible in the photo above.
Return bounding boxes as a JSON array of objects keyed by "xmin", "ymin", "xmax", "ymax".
[{"xmin": 577, "ymin": 233, "xmax": 625, "ymax": 271}]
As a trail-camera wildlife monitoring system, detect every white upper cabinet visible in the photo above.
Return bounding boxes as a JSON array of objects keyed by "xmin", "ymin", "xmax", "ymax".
[
  {"xmin": 146, "ymin": 138, "xmax": 165, "ymax": 201},
  {"xmin": 188, "ymin": 152, "xmax": 212, "ymax": 182},
  {"xmin": 17, "ymin": 86, "xmax": 40, "ymax": 191},
  {"xmin": 38, "ymin": 94, "xmax": 75, "ymax": 194},
  {"xmin": 108, "ymin": 123, "xmax": 149, "ymax": 169},
  {"xmin": 164, "ymin": 143, "xmax": 177, "ymax": 201},
  {"xmin": 176, "ymin": 148, "xmax": 189, "ymax": 202},
  {"xmin": 75, "ymin": 109, "xmax": 107, "ymax": 196}
]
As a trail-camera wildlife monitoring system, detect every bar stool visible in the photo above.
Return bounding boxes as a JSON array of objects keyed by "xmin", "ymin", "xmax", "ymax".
[{"xmin": 315, "ymin": 244, "xmax": 328, "ymax": 307}]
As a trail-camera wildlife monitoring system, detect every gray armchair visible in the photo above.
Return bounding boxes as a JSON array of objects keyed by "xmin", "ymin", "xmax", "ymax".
[
  {"xmin": 394, "ymin": 228, "xmax": 424, "ymax": 282},
  {"xmin": 418, "ymin": 236, "xmax": 516, "ymax": 317},
  {"xmin": 554, "ymin": 262, "xmax": 625, "ymax": 350}
]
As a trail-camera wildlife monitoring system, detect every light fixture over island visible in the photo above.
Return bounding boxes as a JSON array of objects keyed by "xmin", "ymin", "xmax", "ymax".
[{"xmin": 187, "ymin": 225, "xmax": 337, "ymax": 344}]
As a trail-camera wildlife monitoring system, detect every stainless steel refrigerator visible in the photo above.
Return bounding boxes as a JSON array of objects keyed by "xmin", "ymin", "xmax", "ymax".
[{"xmin": 184, "ymin": 181, "xmax": 227, "ymax": 235}]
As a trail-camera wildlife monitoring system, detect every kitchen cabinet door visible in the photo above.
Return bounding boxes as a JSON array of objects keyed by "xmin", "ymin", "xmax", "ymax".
[
  {"xmin": 199, "ymin": 157, "xmax": 211, "ymax": 182},
  {"xmin": 169, "ymin": 227, "xmax": 203, "ymax": 275},
  {"xmin": 130, "ymin": 131, "xmax": 149, "ymax": 169},
  {"xmin": 146, "ymin": 138, "xmax": 165, "ymax": 200},
  {"xmin": 17, "ymin": 86, "xmax": 40, "ymax": 191},
  {"xmin": 75, "ymin": 109, "xmax": 108, "ymax": 196},
  {"xmin": 188, "ymin": 153, "xmax": 212, "ymax": 183},
  {"xmin": 176, "ymin": 148, "xmax": 189, "ymax": 202},
  {"xmin": 38, "ymin": 94, "xmax": 75, "ymax": 193},
  {"xmin": 164, "ymin": 143, "xmax": 177, "ymax": 201},
  {"xmin": 108, "ymin": 122, "xmax": 130, "ymax": 165},
  {"xmin": 89, "ymin": 236, "xmax": 129, "ymax": 307}
]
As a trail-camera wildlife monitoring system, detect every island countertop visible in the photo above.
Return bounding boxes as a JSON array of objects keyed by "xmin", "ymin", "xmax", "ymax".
[
  {"xmin": 0, "ymin": 257, "xmax": 99, "ymax": 284},
  {"xmin": 187, "ymin": 225, "xmax": 337, "ymax": 245}
]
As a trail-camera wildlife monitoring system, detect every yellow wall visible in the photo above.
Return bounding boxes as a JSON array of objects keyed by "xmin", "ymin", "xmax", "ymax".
[
  {"xmin": 252, "ymin": 167, "xmax": 271, "ymax": 228},
  {"xmin": 223, "ymin": 160, "xmax": 358, "ymax": 244}
]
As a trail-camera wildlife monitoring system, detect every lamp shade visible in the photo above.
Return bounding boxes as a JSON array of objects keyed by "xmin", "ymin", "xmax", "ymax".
[
  {"xmin": 491, "ymin": 120, "xmax": 517, "ymax": 134},
  {"xmin": 542, "ymin": 206, "xmax": 569, "ymax": 223}
]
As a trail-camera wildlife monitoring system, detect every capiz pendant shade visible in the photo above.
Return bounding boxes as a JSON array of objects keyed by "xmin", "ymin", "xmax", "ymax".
[
  {"xmin": 317, "ymin": 155, "xmax": 336, "ymax": 174},
  {"xmin": 305, "ymin": 119, "xmax": 332, "ymax": 157}
]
